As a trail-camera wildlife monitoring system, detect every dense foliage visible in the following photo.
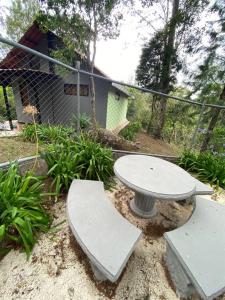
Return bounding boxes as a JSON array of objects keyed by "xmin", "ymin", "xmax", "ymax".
[
  {"xmin": 0, "ymin": 164, "xmax": 50, "ymax": 257},
  {"xmin": 136, "ymin": 0, "xmax": 209, "ymax": 139},
  {"xmin": 120, "ymin": 122, "xmax": 141, "ymax": 141},
  {"xmin": 44, "ymin": 135, "xmax": 114, "ymax": 193},
  {"xmin": 179, "ymin": 151, "xmax": 225, "ymax": 188},
  {"xmin": 4, "ymin": 0, "xmax": 40, "ymax": 41},
  {"xmin": 21, "ymin": 124, "xmax": 74, "ymax": 144}
]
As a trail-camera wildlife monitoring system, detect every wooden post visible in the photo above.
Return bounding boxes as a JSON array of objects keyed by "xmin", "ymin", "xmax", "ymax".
[{"xmin": 2, "ymin": 85, "xmax": 13, "ymax": 130}]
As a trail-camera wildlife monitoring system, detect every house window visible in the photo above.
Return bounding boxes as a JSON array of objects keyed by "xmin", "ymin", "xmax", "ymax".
[
  {"xmin": 19, "ymin": 82, "xmax": 29, "ymax": 106},
  {"xmin": 80, "ymin": 85, "xmax": 89, "ymax": 96},
  {"xmin": 64, "ymin": 84, "xmax": 89, "ymax": 96}
]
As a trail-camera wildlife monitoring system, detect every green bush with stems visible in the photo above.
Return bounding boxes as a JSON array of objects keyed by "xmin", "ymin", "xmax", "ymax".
[
  {"xmin": 0, "ymin": 164, "xmax": 51, "ymax": 257},
  {"xmin": 44, "ymin": 134, "xmax": 114, "ymax": 194},
  {"xmin": 21, "ymin": 124, "xmax": 74, "ymax": 144},
  {"xmin": 120, "ymin": 121, "xmax": 142, "ymax": 141},
  {"xmin": 179, "ymin": 150, "xmax": 225, "ymax": 188}
]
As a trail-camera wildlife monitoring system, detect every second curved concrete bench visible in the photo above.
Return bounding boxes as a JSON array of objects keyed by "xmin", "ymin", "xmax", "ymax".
[
  {"xmin": 67, "ymin": 179, "xmax": 142, "ymax": 282},
  {"xmin": 164, "ymin": 196, "xmax": 225, "ymax": 299}
]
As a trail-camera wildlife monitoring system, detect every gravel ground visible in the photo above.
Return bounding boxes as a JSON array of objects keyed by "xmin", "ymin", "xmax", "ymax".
[{"xmin": 0, "ymin": 182, "xmax": 224, "ymax": 300}]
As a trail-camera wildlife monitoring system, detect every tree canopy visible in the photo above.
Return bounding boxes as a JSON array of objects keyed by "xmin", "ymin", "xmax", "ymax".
[{"xmin": 5, "ymin": 0, "xmax": 40, "ymax": 41}]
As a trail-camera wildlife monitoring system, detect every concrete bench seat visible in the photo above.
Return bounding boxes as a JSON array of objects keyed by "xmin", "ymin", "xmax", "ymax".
[
  {"xmin": 164, "ymin": 196, "xmax": 225, "ymax": 299},
  {"xmin": 67, "ymin": 179, "xmax": 142, "ymax": 282}
]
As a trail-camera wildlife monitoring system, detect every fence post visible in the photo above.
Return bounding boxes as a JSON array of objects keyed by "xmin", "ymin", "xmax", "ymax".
[
  {"xmin": 2, "ymin": 85, "xmax": 13, "ymax": 130},
  {"xmin": 189, "ymin": 101, "xmax": 206, "ymax": 150},
  {"xmin": 76, "ymin": 61, "xmax": 81, "ymax": 134}
]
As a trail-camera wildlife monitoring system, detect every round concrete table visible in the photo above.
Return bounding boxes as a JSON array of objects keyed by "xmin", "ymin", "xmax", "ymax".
[{"xmin": 114, "ymin": 155, "xmax": 196, "ymax": 218}]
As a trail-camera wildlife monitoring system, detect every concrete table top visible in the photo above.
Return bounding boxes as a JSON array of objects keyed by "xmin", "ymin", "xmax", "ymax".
[{"xmin": 114, "ymin": 155, "xmax": 196, "ymax": 218}]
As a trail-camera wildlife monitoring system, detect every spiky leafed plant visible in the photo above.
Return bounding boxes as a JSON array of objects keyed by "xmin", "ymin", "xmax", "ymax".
[{"xmin": 0, "ymin": 164, "xmax": 50, "ymax": 257}]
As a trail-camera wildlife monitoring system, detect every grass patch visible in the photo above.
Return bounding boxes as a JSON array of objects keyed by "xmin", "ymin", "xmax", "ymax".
[{"xmin": 0, "ymin": 137, "xmax": 46, "ymax": 163}]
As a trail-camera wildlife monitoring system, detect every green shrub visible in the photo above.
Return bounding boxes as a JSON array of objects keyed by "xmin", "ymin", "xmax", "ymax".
[
  {"xmin": 179, "ymin": 150, "xmax": 225, "ymax": 188},
  {"xmin": 0, "ymin": 164, "xmax": 50, "ymax": 257},
  {"xmin": 21, "ymin": 124, "xmax": 74, "ymax": 144},
  {"xmin": 120, "ymin": 121, "xmax": 141, "ymax": 141},
  {"xmin": 71, "ymin": 113, "xmax": 91, "ymax": 130},
  {"xmin": 44, "ymin": 135, "xmax": 114, "ymax": 193}
]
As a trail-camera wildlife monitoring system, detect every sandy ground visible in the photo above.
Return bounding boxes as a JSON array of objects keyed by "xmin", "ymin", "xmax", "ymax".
[{"xmin": 0, "ymin": 182, "xmax": 225, "ymax": 300}]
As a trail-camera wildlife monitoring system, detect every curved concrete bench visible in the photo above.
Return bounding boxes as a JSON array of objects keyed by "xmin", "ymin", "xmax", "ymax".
[
  {"xmin": 67, "ymin": 179, "xmax": 142, "ymax": 282},
  {"xmin": 164, "ymin": 196, "xmax": 225, "ymax": 299}
]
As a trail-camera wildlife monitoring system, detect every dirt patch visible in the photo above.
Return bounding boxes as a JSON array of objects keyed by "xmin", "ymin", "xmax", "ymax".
[
  {"xmin": 135, "ymin": 132, "xmax": 177, "ymax": 156},
  {"xmin": 1, "ymin": 181, "xmax": 224, "ymax": 300},
  {"xmin": 69, "ymin": 232, "xmax": 121, "ymax": 299}
]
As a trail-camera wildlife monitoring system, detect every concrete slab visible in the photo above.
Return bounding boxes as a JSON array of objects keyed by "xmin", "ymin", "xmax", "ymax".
[
  {"xmin": 164, "ymin": 196, "xmax": 225, "ymax": 299},
  {"xmin": 67, "ymin": 179, "xmax": 142, "ymax": 282}
]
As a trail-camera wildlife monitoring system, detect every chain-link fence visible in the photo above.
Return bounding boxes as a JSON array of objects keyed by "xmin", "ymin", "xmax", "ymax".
[{"xmin": 0, "ymin": 33, "xmax": 225, "ymax": 163}]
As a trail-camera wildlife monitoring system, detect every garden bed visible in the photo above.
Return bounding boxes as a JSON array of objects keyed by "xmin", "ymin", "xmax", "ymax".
[{"xmin": 1, "ymin": 180, "xmax": 224, "ymax": 300}]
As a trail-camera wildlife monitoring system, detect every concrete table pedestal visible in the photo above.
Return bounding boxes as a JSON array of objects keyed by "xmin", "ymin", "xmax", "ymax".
[{"xmin": 130, "ymin": 192, "xmax": 156, "ymax": 218}]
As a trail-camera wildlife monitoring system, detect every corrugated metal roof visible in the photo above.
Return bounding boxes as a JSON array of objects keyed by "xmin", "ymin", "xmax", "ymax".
[
  {"xmin": 0, "ymin": 68, "xmax": 58, "ymax": 86},
  {"xmin": 0, "ymin": 22, "xmax": 58, "ymax": 69}
]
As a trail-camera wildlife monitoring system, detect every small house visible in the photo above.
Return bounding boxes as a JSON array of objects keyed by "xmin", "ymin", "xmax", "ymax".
[{"xmin": 0, "ymin": 22, "xmax": 130, "ymax": 132}]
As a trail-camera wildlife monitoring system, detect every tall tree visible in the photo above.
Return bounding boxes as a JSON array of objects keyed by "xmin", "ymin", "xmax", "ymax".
[
  {"xmin": 38, "ymin": 0, "xmax": 124, "ymax": 130},
  {"xmin": 136, "ymin": 29, "xmax": 181, "ymax": 134},
  {"xmin": 4, "ymin": 0, "xmax": 40, "ymax": 41},
  {"xmin": 136, "ymin": 0, "xmax": 209, "ymax": 139},
  {"xmin": 190, "ymin": 0, "xmax": 225, "ymax": 152}
]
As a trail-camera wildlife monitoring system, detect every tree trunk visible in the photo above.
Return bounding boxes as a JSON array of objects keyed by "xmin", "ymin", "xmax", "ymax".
[
  {"xmin": 153, "ymin": 0, "xmax": 180, "ymax": 139},
  {"xmin": 147, "ymin": 95, "xmax": 158, "ymax": 134},
  {"xmin": 88, "ymin": 6, "xmax": 97, "ymax": 131},
  {"xmin": 200, "ymin": 85, "xmax": 225, "ymax": 152}
]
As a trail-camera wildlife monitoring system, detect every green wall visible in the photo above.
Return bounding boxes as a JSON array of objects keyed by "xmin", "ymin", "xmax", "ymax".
[{"xmin": 106, "ymin": 91, "xmax": 128, "ymax": 130}]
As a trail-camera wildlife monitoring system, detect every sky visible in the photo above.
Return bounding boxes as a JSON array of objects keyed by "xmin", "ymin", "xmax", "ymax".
[{"xmin": 96, "ymin": 20, "xmax": 143, "ymax": 83}]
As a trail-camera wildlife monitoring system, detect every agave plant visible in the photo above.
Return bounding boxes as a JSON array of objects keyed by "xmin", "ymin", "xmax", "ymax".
[
  {"xmin": 0, "ymin": 164, "xmax": 51, "ymax": 257},
  {"xmin": 44, "ymin": 135, "xmax": 114, "ymax": 194}
]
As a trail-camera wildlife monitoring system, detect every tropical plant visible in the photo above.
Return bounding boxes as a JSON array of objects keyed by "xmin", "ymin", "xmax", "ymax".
[
  {"xmin": 0, "ymin": 164, "xmax": 50, "ymax": 257},
  {"xmin": 44, "ymin": 135, "xmax": 114, "ymax": 194},
  {"xmin": 120, "ymin": 122, "xmax": 141, "ymax": 141},
  {"xmin": 21, "ymin": 124, "xmax": 74, "ymax": 144},
  {"xmin": 71, "ymin": 113, "xmax": 91, "ymax": 130},
  {"xmin": 179, "ymin": 150, "xmax": 225, "ymax": 188}
]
